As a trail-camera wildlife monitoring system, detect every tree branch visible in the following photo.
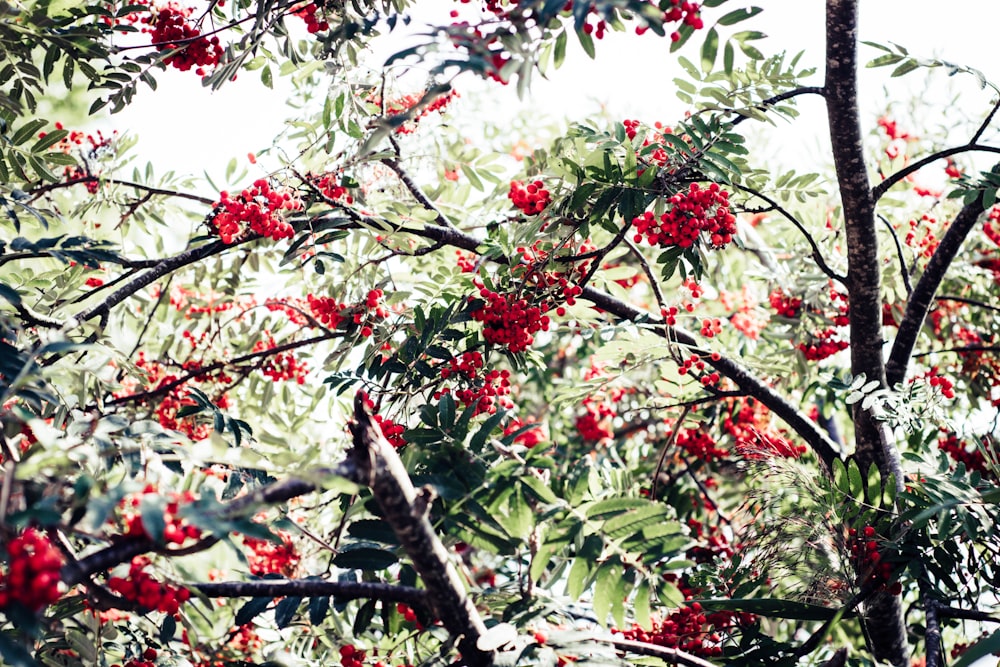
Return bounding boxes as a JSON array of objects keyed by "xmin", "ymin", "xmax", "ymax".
[
  {"xmin": 886, "ymin": 193, "xmax": 988, "ymax": 386},
  {"xmin": 872, "ymin": 144, "xmax": 1000, "ymax": 202},
  {"xmin": 192, "ymin": 579, "xmax": 428, "ymax": 606},
  {"xmin": 734, "ymin": 182, "xmax": 846, "ymax": 283},
  {"xmin": 603, "ymin": 638, "xmax": 718, "ymax": 667},
  {"xmin": 356, "ymin": 217, "xmax": 842, "ymax": 470},
  {"xmin": 730, "ymin": 86, "xmax": 826, "ymax": 127},
  {"xmin": 28, "ymin": 176, "xmax": 216, "ymax": 205},
  {"xmin": 349, "ymin": 394, "xmax": 493, "ymax": 667}
]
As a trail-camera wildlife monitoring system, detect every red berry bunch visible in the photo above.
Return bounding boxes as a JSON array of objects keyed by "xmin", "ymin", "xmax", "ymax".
[
  {"xmin": 314, "ymin": 172, "xmax": 354, "ymax": 203},
  {"xmin": 437, "ymin": 351, "xmax": 514, "ymax": 416},
  {"xmin": 768, "ymin": 289, "xmax": 802, "ymax": 318},
  {"xmin": 676, "ymin": 427, "xmax": 727, "ymax": 462},
  {"xmin": 243, "ymin": 532, "xmax": 300, "ymax": 577},
  {"xmin": 509, "ymin": 180, "xmax": 551, "ymax": 215},
  {"xmin": 937, "ymin": 432, "xmax": 993, "ymax": 476},
  {"xmin": 149, "ymin": 6, "xmax": 223, "ymax": 75},
  {"xmin": 212, "ymin": 179, "xmax": 302, "ymax": 244},
  {"xmin": 108, "ymin": 556, "xmax": 191, "ymax": 614},
  {"xmin": 307, "ymin": 294, "xmax": 348, "ymax": 329},
  {"xmin": 0, "ymin": 528, "xmax": 64, "ymax": 612},
  {"xmin": 632, "ymin": 183, "xmax": 735, "ymax": 250},
  {"xmin": 724, "ymin": 397, "xmax": 806, "ymax": 459},
  {"xmin": 847, "ymin": 525, "xmax": 901, "ymax": 595},
  {"xmin": 120, "ymin": 487, "xmax": 202, "ymax": 545},
  {"xmin": 469, "ymin": 283, "xmax": 551, "ymax": 353},
  {"xmin": 339, "ymin": 644, "xmax": 367, "ymax": 667},
  {"xmin": 113, "ymin": 647, "xmax": 160, "ymax": 667},
  {"xmin": 253, "ymin": 333, "xmax": 309, "ymax": 384},
  {"xmin": 366, "ymin": 89, "xmax": 460, "ymax": 134},
  {"xmin": 662, "ymin": 0, "xmax": 704, "ymax": 41},
  {"xmin": 575, "ymin": 399, "xmax": 615, "ymax": 442},
  {"xmin": 798, "ymin": 328, "xmax": 848, "ymax": 361},
  {"xmin": 504, "ymin": 416, "xmax": 547, "ymax": 448},
  {"xmin": 292, "ymin": 2, "xmax": 329, "ymax": 33}
]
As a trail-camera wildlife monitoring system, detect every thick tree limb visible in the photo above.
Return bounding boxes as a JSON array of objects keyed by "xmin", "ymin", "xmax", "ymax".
[
  {"xmin": 886, "ymin": 194, "xmax": 987, "ymax": 386},
  {"xmin": 604, "ymin": 637, "xmax": 717, "ymax": 667},
  {"xmin": 825, "ymin": 1, "xmax": 907, "ymax": 664},
  {"xmin": 349, "ymin": 394, "xmax": 493, "ymax": 667},
  {"xmin": 193, "ymin": 579, "xmax": 428, "ymax": 606}
]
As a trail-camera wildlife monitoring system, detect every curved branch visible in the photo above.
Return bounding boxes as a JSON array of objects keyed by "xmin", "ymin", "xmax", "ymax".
[
  {"xmin": 63, "ymin": 464, "xmax": 361, "ymax": 586},
  {"xmin": 730, "ymin": 86, "xmax": 826, "ymax": 127},
  {"xmin": 193, "ymin": 579, "xmax": 428, "ymax": 606},
  {"xmin": 363, "ymin": 218, "xmax": 842, "ymax": 470},
  {"xmin": 886, "ymin": 193, "xmax": 988, "ymax": 386},
  {"xmin": 935, "ymin": 294, "xmax": 1000, "ymax": 315},
  {"xmin": 105, "ymin": 332, "xmax": 336, "ymax": 406},
  {"xmin": 28, "ymin": 176, "xmax": 216, "ymax": 205},
  {"xmin": 879, "ymin": 214, "xmax": 913, "ymax": 296},
  {"xmin": 872, "ymin": 144, "xmax": 1000, "ymax": 202},
  {"xmin": 734, "ymin": 182, "xmax": 846, "ymax": 283}
]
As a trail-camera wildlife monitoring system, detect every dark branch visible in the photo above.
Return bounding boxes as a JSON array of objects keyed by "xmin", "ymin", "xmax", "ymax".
[
  {"xmin": 193, "ymin": 579, "xmax": 428, "ymax": 606},
  {"xmin": 28, "ymin": 176, "xmax": 216, "ymax": 205},
  {"xmin": 734, "ymin": 182, "xmax": 846, "ymax": 283},
  {"xmin": 886, "ymin": 193, "xmax": 988, "ymax": 386},
  {"xmin": 731, "ymin": 86, "xmax": 826, "ymax": 127},
  {"xmin": 935, "ymin": 294, "xmax": 1000, "ymax": 314},
  {"xmin": 872, "ymin": 144, "xmax": 1000, "ymax": 202},
  {"xmin": 602, "ymin": 638, "xmax": 718, "ymax": 667}
]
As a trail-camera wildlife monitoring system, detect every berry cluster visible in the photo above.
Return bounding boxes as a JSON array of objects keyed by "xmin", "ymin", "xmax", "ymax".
[
  {"xmin": 149, "ymin": 6, "xmax": 223, "ymax": 75},
  {"xmin": 847, "ymin": 525, "xmax": 901, "ymax": 595},
  {"xmin": 632, "ymin": 183, "xmax": 735, "ymax": 250},
  {"xmin": 0, "ymin": 528, "xmax": 64, "ymax": 612},
  {"xmin": 339, "ymin": 644, "xmax": 367, "ymax": 667},
  {"xmin": 469, "ymin": 284, "xmax": 551, "ymax": 353},
  {"xmin": 243, "ymin": 532, "xmax": 300, "ymax": 576},
  {"xmin": 575, "ymin": 399, "xmax": 615, "ymax": 442},
  {"xmin": 509, "ymin": 180, "xmax": 551, "ymax": 215},
  {"xmin": 314, "ymin": 172, "xmax": 355, "ymax": 203},
  {"xmin": 359, "ymin": 391, "xmax": 408, "ymax": 448},
  {"xmin": 212, "ymin": 179, "xmax": 302, "ymax": 244},
  {"xmin": 366, "ymin": 89, "xmax": 460, "ymax": 134},
  {"xmin": 112, "ymin": 647, "xmax": 160, "ymax": 667},
  {"xmin": 292, "ymin": 2, "xmax": 329, "ymax": 33},
  {"xmin": 253, "ymin": 333, "xmax": 309, "ymax": 384},
  {"xmin": 768, "ymin": 289, "xmax": 802, "ymax": 318},
  {"xmin": 108, "ymin": 556, "xmax": 191, "ymax": 614},
  {"xmin": 724, "ymin": 397, "xmax": 806, "ymax": 459},
  {"xmin": 676, "ymin": 427, "xmax": 727, "ymax": 462},
  {"xmin": 937, "ymin": 432, "xmax": 993, "ymax": 477},
  {"xmin": 798, "ymin": 328, "xmax": 849, "ymax": 361},
  {"xmin": 504, "ymin": 416, "xmax": 547, "ymax": 448},
  {"xmin": 120, "ymin": 487, "xmax": 203, "ymax": 545},
  {"xmin": 438, "ymin": 351, "xmax": 514, "ymax": 417}
]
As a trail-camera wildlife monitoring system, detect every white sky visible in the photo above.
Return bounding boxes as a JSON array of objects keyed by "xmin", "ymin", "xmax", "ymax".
[{"xmin": 111, "ymin": 1, "xmax": 1000, "ymax": 183}]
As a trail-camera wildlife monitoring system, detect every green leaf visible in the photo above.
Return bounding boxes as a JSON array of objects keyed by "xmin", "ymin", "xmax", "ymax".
[
  {"xmin": 716, "ymin": 6, "xmax": 763, "ymax": 25},
  {"xmin": 554, "ymin": 30, "xmax": 567, "ymax": 69},
  {"xmin": 332, "ymin": 547, "xmax": 398, "ymax": 570},
  {"xmin": 234, "ymin": 596, "xmax": 272, "ymax": 626},
  {"xmin": 308, "ymin": 595, "xmax": 331, "ymax": 625},
  {"xmin": 847, "ymin": 459, "xmax": 863, "ymax": 498},
  {"xmin": 701, "ymin": 27, "xmax": 719, "ymax": 72},
  {"xmin": 274, "ymin": 596, "xmax": 302, "ymax": 628},
  {"xmin": 10, "ymin": 119, "xmax": 48, "ymax": 146},
  {"xmin": 633, "ymin": 579, "xmax": 652, "ymax": 631},
  {"xmin": 697, "ymin": 597, "xmax": 841, "ymax": 621},
  {"xmin": 602, "ymin": 506, "xmax": 673, "ymax": 540},
  {"xmin": 31, "ymin": 129, "xmax": 68, "ymax": 153}
]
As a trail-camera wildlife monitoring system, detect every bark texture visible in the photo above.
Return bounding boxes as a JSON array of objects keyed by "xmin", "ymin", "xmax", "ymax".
[
  {"xmin": 349, "ymin": 395, "xmax": 493, "ymax": 667},
  {"xmin": 824, "ymin": 2, "xmax": 908, "ymax": 664}
]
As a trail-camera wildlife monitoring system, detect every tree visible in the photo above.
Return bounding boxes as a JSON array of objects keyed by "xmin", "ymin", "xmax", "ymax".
[{"xmin": 1, "ymin": 1, "xmax": 999, "ymax": 666}]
